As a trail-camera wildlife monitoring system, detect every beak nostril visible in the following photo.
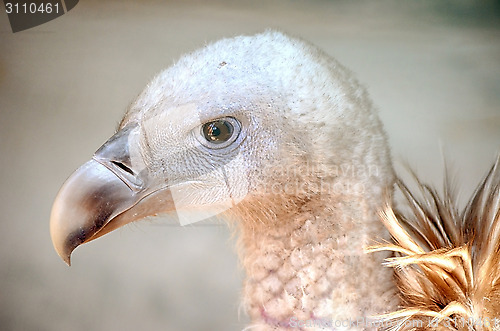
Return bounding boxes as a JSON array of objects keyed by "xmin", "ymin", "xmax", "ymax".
[{"xmin": 111, "ymin": 161, "xmax": 134, "ymax": 175}]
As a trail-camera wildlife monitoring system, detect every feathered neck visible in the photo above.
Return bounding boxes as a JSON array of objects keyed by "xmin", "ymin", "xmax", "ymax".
[{"xmin": 229, "ymin": 187, "xmax": 398, "ymax": 329}]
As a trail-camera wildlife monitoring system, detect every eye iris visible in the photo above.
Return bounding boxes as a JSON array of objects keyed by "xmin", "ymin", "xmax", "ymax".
[{"xmin": 203, "ymin": 120, "xmax": 233, "ymax": 144}]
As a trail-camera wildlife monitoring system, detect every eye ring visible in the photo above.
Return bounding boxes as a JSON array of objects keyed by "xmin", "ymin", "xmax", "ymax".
[{"xmin": 198, "ymin": 117, "xmax": 241, "ymax": 149}]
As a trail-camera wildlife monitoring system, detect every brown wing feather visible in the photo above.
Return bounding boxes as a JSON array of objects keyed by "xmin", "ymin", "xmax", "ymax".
[{"xmin": 367, "ymin": 156, "xmax": 500, "ymax": 330}]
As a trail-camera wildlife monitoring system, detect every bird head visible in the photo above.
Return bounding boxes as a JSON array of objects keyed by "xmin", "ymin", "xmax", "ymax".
[{"xmin": 50, "ymin": 31, "xmax": 392, "ymax": 265}]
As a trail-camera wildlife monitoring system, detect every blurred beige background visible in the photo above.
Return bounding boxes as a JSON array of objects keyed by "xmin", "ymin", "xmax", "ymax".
[{"xmin": 0, "ymin": 1, "xmax": 499, "ymax": 330}]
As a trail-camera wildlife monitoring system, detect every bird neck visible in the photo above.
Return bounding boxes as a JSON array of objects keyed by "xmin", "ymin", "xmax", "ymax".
[{"xmin": 232, "ymin": 191, "xmax": 398, "ymax": 329}]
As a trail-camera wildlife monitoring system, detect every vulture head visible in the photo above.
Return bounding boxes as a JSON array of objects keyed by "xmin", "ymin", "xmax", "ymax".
[{"xmin": 51, "ymin": 31, "xmax": 398, "ymax": 326}]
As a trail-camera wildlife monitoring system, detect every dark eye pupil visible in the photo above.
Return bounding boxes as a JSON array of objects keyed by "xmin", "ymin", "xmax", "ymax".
[
  {"xmin": 203, "ymin": 120, "xmax": 233, "ymax": 144},
  {"xmin": 209, "ymin": 125, "xmax": 221, "ymax": 137}
]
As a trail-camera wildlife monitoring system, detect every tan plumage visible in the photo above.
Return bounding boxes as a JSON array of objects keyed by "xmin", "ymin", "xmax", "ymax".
[{"xmin": 368, "ymin": 157, "xmax": 500, "ymax": 330}]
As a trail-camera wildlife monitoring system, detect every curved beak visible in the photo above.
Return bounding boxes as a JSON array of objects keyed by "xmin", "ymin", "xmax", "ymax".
[{"xmin": 50, "ymin": 124, "xmax": 175, "ymax": 265}]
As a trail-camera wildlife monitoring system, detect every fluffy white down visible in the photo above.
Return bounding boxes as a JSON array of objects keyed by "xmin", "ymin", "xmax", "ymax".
[{"xmin": 122, "ymin": 31, "xmax": 397, "ymax": 329}]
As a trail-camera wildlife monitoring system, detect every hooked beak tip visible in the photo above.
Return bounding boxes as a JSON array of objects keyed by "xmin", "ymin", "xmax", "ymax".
[
  {"xmin": 60, "ymin": 251, "xmax": 72, "ymax": 266},
  {"xmin": 50, "ymin": 209, "xmax": 76, "ymax": 266},
  {"xmin": 50, "ymin": 232, "xmax": 73, "ymax": 266}
]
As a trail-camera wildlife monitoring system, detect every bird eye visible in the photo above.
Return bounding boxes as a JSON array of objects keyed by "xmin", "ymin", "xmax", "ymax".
[{"xmin": 198, "ymin": 117, "xmax": 241, "ymax": 149}]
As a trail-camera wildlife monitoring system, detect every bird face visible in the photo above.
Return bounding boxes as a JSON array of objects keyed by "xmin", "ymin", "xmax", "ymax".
[{"xmin": 50, "ymin": 33, "xmax": 312, "ymax": 265}]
